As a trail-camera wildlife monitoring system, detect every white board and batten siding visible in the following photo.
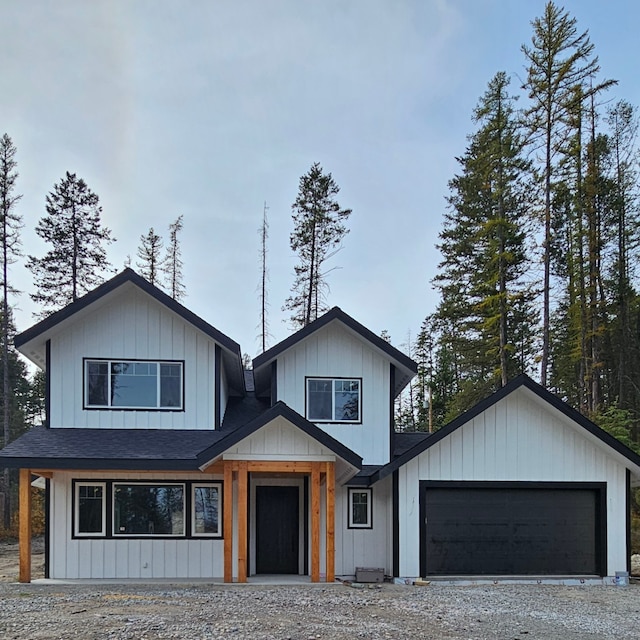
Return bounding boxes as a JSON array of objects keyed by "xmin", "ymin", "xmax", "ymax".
[
  {"xmin": 397, "ymin": 386, "xmax": 630, "ymax": 578},
  {"xmin": 275, "ymin": 322, "xmax": 391, "ymax": 465},
  {"xmin": 335, "ymin": 476, "xmax": 393, "ymax": 578},
  {"xmin": 48, "ymin": 287, "xmax": 219, "ymax": 430},
  {"xmin": 49, "ymin": 471, "xmax": 224, "ymax": 580}
]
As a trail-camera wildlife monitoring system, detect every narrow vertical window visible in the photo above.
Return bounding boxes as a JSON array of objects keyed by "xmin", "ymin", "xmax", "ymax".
[
  {"xmin": 348, "ymin": 488, "xmax": 372, "ymax": 529},
  {"xmin": 75, "ymin": 482, "xmax": 106, "ymax": 536},
  {"xmin": 192, "ymin": 483, "xmax": 222, "ymax": 537}
]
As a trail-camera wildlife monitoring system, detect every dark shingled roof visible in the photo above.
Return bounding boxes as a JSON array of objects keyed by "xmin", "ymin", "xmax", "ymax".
[
  {"xmin": 0, "ymin": 426, "xmax": 226, "ymax": 470},
  {"xmin": 220, "ymin": 394, "xmax": 270, "ymax": 431}
]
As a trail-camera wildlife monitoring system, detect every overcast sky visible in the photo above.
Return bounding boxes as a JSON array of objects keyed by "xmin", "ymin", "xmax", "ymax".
[{"xmin": 2, "ymin": 0, "xmax": 638, "ymax": 358}]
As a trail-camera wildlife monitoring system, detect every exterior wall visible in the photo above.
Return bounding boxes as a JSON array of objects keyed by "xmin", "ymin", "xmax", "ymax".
[
  {"xmin": 335, "ymin": 476, "xmax": 393, "ymax": 577},
  {"xmin": 221, "ymin": 416, "xmax": 338, "ymax": 461},
  {"xmin": 397, "ymin": 387, "xmax": 630, "ymax": 578},
  {"xmin": 49, "ymin": 470, "xmax": 224, "ymax": 580},
  {"xmin": 275, "ymin": 323, "xmax": 391, "ymax": 465},
  {"xmin": 48, "ymin": 287, "xmax": 219, "ymax": 430}
]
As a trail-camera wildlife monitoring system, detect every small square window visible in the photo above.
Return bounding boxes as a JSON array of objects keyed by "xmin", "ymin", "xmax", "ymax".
[
  {"xmin": 307, "ymin": 378, "xmax": 361, "ymax": 423},
  {"xmin": 348, "ymin": 488, "xmax": 372, "ymax": 529}
]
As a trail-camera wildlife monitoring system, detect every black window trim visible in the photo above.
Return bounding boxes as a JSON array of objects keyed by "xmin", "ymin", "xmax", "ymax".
[
  {"xmin": 71, "ymin": 479, "xmax": 223, "ymax": 540},
  {"xmin": 83, "ymin": 357, "xmax": 186, "ymax": 412}
]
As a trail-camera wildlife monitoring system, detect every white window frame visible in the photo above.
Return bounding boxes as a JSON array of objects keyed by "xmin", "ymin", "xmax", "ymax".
[
  {"xmin": 84, "ymin": 359, "xmax": 184, "ymax": 410},
  {"xmin": 191, "ymin": 483, "xmax": 222, "ymax": 537},
  {"xmin": 348, "ymin": 487, "xmax": 372, "ymax": 529},
  {"xmin": 306, "ymin": 377, "xmax": 362, "ymax": 423},
  {"xmin": 74, "ymin": 481, "xmax": 107, "ymax": 537}
]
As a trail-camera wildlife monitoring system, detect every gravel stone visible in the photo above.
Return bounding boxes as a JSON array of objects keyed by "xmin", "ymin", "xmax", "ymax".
[{"xmin": 0, "ymin": 581, "xmax": 638, "ymax": 639}]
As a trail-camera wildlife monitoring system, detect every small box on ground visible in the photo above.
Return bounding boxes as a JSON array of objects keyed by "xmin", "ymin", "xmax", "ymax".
[{"xmin": 355, "ymin": 567, "xmax": 384, "ymax": 583}]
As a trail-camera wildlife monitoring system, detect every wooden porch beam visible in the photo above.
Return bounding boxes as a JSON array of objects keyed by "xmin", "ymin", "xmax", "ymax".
[
  {"xmin": 246, "ymin": 460, "xmax": 315, "ymax": 473},
  {"xmin": 19, "ymin": 468, "xmax": 32, "ymax": 583},
  {"xmin": 325, "ymin": 462, "xmax": 335, "ymax": 583},
  {"xmin": 223, "ymin": 460, "xmax": 233, "ymax": 582},
  {"xmin": 237, "ymin": 461, "xmax": 248, "ymax": 583},
  {"xmin": 310, "ymin": 462, "xmax": 320, "ymax": 582}
]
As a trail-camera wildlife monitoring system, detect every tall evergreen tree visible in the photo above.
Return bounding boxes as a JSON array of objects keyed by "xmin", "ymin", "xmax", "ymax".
[
  {"xmin": 0, "ymin": 134, "xmax": 23, "ymax": 530},
  {"xmin": 137, "ymin": 227, "xmax": 164, "ymax": 287},
  {"xmin": 27, "ymin": 172, "xmax": 114, "ymax": 315},
  {"xmin": 522, "ymin": 1, "xmax": 603, "ymax": 386},
  {"xmin": 433, "ymin": 72, "xmax": 536, "ymax": 413},
  {"xmin": 163, "ymin": 215, "xmax": 185, "ymax": 301},
  {"xmin": 284, "ymin": 163, "xmax": 352, "ymax": 328}
]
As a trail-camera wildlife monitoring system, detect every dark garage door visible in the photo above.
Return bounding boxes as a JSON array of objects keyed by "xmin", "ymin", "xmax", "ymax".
[{"xmin": 420, "ymin": 482, "xmax": 605, "ymax": 576}]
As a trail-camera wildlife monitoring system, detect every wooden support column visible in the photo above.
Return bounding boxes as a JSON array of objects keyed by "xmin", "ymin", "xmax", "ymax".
[
  {"xmin": 237, "ymin": 461, "xmax": 248, "ymax": 583},
  {"xmin": 325, "ymin": 462, "xmax": 335, "ymax": 583},
  {"xmin": 223, "ymin": 460, "xmax": 233, "ymax": 583},
  {"xmin": 19, "ymin": 468, "xmax": 32, "ymax": 583},
  {"xmin": 310, "ymin": 462, "xmax": 320, "ymax": 582}
]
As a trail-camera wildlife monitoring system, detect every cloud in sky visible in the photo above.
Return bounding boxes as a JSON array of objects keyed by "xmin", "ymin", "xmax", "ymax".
[{"xmin": 2, "ymin": 0, "xmax": 638, "ymax": 357}]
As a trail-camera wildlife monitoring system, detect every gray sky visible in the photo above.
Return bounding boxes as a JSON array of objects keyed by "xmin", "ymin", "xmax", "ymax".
[{"xmin": 2, "ymin": 0, "xmax": 639, "ymax": 358}]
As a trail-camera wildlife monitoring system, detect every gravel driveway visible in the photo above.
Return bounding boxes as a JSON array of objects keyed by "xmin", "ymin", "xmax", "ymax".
[{"xmin": 0, "ymin": 580, "xmax": 638, "ymax": 640}]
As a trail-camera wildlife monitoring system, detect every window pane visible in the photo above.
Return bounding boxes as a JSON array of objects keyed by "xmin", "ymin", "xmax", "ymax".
[
  {"xmin": 193, "ymin": 485, "xmax": 220, "ymax": 535},
  {"xmin": 111, "ymin": 362, "xmax": 158, "ymax": 408},
  {"xmin": 160, "ymin": 364, "xmax": 182, "ymax": 408},
  {"xmin": 78, "ymin": 485, "xmax": 103, "ymax": 533},
  {"xmin": 114, "ymin": 485, "xmax": 184, "ymax": 535},
  {"xmin": 351, "ymin": 490, "xmax": 369, "ymax": 526},
  {"xmin": 308, "ymin": 379, "xmax": 332, "ymax": 420},
  {"xmin": 335, "ymin": 380, "xmax": 360, "ymax": 421},
  {"xmin": 87, "ymin": 361, "xmax": 108, "ymax": 406}
]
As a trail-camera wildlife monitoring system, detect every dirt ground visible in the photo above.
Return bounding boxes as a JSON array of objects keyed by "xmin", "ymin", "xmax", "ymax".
[{"xmin": 0, "ymin": 537, "xmax": 44, "ymax": 582}]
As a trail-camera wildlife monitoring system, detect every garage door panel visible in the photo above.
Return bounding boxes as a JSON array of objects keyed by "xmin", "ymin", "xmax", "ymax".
[{"xmin": 421, "ymin": 484, "xmax": 604, "ymax": 576}]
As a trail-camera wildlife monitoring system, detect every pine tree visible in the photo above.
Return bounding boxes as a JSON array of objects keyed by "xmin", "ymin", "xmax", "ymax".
[
  {"xmin": 163, "ymin": 215, "xmax": 185, "ymax": 301},
  {"xmin": 137, "ymin": 227, "xmax": 164, "ymax": 287},
  {"xmin": 0, "ymin": 134, "xmax": 23, "ymax": 530},
  {"xmin": 27, "ymin": 172, "xmax": 114, "ymax": 314},
  {"xmin": 522, "ymin": 1, "xmax": 603, "ymax": 386},
  {"xmin": 432, "ymin": 72, "xmax": 536, "ymax": 413},
  {"xmin": 284, "ymin": 163, "xmax": 352, "ymax": 328}
]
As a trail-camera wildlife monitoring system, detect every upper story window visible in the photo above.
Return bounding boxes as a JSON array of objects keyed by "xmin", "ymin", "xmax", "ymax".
[
  {"xmin": 84, "ymin": 359, "xmax": 183, "ymax": 410},
  {"xmin": 306, "ymin": 377, "xmax": 361, "ymax": 423}
]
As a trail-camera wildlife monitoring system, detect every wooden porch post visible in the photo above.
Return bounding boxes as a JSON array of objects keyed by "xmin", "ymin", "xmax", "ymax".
[
  {"xmin": 19, "ymin": 468, "xmax": 32, "ymax": 583},
  {"xmin": 237, "ymin": 461, "xmax": 248, "ymax": 583},
  {"xmin": 310, "ymin": 462, "xmax": 320, "ymax": 582},
  {"xmin": 325, "ymin": 461, "xmax": 335, "ymax": 583},
  {"xmin": 223, "ymin": 460, "xmax": 233, "ymax": 582}
]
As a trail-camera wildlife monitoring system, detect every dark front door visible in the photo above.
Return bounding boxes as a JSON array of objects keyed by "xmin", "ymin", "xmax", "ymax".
[{"xmin": 256, "ymin": 485, "xmax": 299, "ymax": 574}]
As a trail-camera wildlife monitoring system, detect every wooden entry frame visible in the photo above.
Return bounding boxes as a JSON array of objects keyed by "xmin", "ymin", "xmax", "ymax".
[{"xmin": 223, "ymin": 460, "xmax": 335, "ymax": 583}]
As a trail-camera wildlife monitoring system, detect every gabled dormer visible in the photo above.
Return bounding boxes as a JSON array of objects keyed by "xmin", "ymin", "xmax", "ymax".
[
  {"xmin": 15, "ymin": 268, "xmax": 244, "ymax": 430},
  {"xmin": 252, "ymin": 307, "xmax": 417, "ymax": 465}
]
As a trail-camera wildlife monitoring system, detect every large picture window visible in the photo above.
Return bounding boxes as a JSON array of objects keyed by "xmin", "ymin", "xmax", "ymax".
[
  {"xmin": 85, "ymin": 359, "xmax": 183, "ymax": 410},
  {"xmin": 307, "ymin": 378, "xmax": 361, "ymax": 422},
  {"xmin": 114, "ymin": 483, "xmax": 185, "ymax": 536},
  {"xmin": 72, "ymin": 480, "xmax": 222, "ymax": 539}
]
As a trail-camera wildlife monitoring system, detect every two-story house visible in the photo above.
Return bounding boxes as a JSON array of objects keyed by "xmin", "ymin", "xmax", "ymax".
[{"xmin": 2, "ymin": 268, "xmax": 640, "ymax": 584}]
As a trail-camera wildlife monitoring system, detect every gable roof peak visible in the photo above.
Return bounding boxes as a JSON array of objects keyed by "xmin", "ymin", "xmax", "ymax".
[{"xmin": 14, "ymin": 269, "xmax": 243, "ymax": 385}]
